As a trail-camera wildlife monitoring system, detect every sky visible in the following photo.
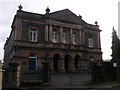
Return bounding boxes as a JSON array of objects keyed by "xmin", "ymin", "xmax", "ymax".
[{"xmin": 0, "ymin": 0, "xmax": 119, "ymax": 61}]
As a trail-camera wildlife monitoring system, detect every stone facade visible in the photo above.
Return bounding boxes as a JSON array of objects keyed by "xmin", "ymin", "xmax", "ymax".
[{"xmin": 3, "ymin": 6, "xmax": 102, "ymax": 82}]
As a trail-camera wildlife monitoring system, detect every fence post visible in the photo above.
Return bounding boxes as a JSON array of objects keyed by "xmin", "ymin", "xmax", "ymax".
[{"xmin": 2, "ymin": 68, "xmax": 9, "ymax": 88}]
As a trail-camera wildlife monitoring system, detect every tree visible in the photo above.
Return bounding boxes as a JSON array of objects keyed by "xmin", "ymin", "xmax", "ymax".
[
  {"xmin": 111, "ymin": 27, "xmax": 120, "ymax": 80},
  {"xmin": 111, "ymin": 27, "xmax": 120, "ymax": 61}
]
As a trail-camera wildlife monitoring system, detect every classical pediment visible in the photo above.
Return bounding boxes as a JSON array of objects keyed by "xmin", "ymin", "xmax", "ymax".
[{"xmin": 49, "ymin": 9, "xmax": 83, "ymax": 24}]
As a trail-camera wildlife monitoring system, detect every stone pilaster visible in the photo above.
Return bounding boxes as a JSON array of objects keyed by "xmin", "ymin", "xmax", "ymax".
[
  {"xmin": 49, "ymin": 58, "xmax": 54, "ymax": 73},
  {"xmin": 60, "ymin": 27, "xmax": 63, "ymax": 43},
  {"xmin": 70, "ymin": 28, "xmax": 73, "ymax": 44},
  {"xmin": 70, "ymin": 58, "xmax": 76, "ymax": 72},
  {"xmin": 79, "ymin": 30, "xmax": 82, "ymax": 45},
  {"xmin": 59, "ymin": 58, "xmax": 65, "ymax": 72},
  {"xmin": 82, "ymin": 30, "xmax": 85, "ymax": 45},
  {"xmin": 49, "ymin": 25, "xmax": 52, "ymax": 42},
  {"xmin": 97, "ymin": 32, "xmax": 101, "ymax": 48},
  {"xmin": 45, "ymin": 25, "xmax": 48, "ymax": 41}
]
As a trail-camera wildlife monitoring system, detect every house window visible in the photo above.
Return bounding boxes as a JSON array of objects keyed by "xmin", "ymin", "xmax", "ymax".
[
  {"xmin": 63, "ymin": 32, "xmax": 67, "ymax": 44},
  {"xmin": 72, "ymin": 32, "xmax": 77, "ymax": 45},
  {"xmin": 52, "ymin": 31, "xmax": 58, "ymax": 43},
  {"xmin": 88, "ymin": 34, "xmax": 94, "ymax": 47},
  {"xmin": 29, "ymin": 27, "xmax": 37, "ymax": 42},
  {"xmin": 28, "ymin": 54, "xmax": 37, "ymax": 71}
]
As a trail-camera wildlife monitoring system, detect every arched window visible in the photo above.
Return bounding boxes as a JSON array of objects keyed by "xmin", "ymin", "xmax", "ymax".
[{"xmin": 28, "ymin": 54, "xmax": 37, "ymax": 71}]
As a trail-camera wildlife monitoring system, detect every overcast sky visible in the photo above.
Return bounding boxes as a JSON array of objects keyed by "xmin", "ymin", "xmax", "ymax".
[{"xmin": 0, "ymin": 0, "xmax": 119, "ymax": 61}]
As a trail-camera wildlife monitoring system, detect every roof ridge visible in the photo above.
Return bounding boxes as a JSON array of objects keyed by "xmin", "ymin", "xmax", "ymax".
[
  {"xmin": 17, "ymin": 10, "xmax": 44, "ymax": 16},
  {"xmin": 49, "ymin": 8, "xmax": 69, "ymax": 15}
]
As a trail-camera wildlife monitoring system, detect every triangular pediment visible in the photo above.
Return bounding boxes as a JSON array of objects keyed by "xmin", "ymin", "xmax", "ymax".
[{"xmin": 49, "ymin": 9, "xmax": 83, "ymax": 24}]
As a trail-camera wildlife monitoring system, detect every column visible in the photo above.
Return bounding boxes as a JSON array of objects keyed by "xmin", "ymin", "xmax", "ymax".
[
  {"xmin": 49, "ymin": 58, "xmax": 54, "ymax": 73},
  {"xmin": 97, "ymin": 32, "xmax": 101, "ymax": 48},
  {"xmin": 60, "ymin": 27, "xmax": 63, "ymax": 43},
  {"xmin": 45, "ymin": 25, "xmax": 48, "ymax": 41},
  {"xmin": 81, "ymin": 30, "xmax": 85, "ymax": 45},
  {"xmin": 70, "ymin": 28, "xmax": 73, "ymax": 44},
  {"xmin": 59, "ymin": 58, "xmax": 65, "ymax": 72},
  {"xmin": 49, "ymin": 25, "xmax": 52, "ymax": 42},
  {"xmin": 70, "ymin": 58, "xmax": 76, "ymax": 72},
  {"xmin": 77, "ymin": 60, "xmax": 81, "ymax": 71},
  {"xmin": 79, "ymin": 30, "xmax": 82, "ymax": 45}
]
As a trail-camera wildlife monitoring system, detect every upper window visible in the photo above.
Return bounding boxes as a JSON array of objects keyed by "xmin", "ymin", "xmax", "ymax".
[
  {"xmin": 72, "ymin": 32, "xmax": 77, "ymax": 45},
  {"xmin": 52, "ymin": 30, "xmax": 58, "ymax": 43},
  {"xmin": 88, "ymin": 34, "xmax": 94, "ymax": 47},
  {"xmin": 29, "ymin": 27, "xmax": 38, "ymax": 42},
  {"xmin": 62, "ymin": 32, "xmax": 67, "ymax": 44}
]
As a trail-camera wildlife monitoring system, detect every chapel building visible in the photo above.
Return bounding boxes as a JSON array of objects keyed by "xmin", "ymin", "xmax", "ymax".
[{"xmin": 3, "ymin": 5, "xmax": 102, "ymax": 75}]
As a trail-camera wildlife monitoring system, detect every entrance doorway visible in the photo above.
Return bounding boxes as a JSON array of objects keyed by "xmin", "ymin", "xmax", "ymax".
[
  {"xmin": 53, "ymin": 54, "xmax": 60, "ymax": 72},
  {"xmin": 64, "ymin": 55, "xmax": 71, "ymax": 72},
  {"xmin": 28, "ymin": 54, "xmax": 37, "ymax": 71},
  {"xmin": 75, "ymin": 55, "xmax": 81, "ymax": 71}
]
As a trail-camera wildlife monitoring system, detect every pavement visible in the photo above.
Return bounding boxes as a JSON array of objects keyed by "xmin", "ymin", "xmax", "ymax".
[{"xmin": 19, "ymin": 82, "xmax": 120, "ymax": 90}]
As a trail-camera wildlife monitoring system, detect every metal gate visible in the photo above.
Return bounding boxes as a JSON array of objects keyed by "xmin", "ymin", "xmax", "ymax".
[
  {"xmin": 20, "ymin": 62, "xmax": 50, "ymax": 83},
  {"xmin": 69, "ymin": 63, "xmax": 91, "ymax": 84},
  {"xmin": 20, "ymin": 67, "xmax": 43, "ymax": 83},
  {"xmin": 20, "ymin": 72, "xmax": 43, "ymax": 83},
  {"xmin": 69, "ymin": 73, "xmax": 91, "ymax": 84}
]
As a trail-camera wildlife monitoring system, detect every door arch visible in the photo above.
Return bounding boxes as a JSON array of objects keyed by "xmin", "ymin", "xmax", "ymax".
[
  {"xmin": 64, "ymin": 54, "xmax": 71, "ymax": 72},
  {"xmin": 74, "ymin": 55, "xmax": 81, "ymax": 71},
  {"xmin": 53, "ymin": 54, "xmax": 60, "ymax": 72}
]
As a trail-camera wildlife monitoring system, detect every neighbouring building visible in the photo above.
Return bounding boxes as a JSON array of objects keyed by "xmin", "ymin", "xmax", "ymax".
[{"xmin": 3, "ymin": 5, "xmax": 102, "ymax": 85}]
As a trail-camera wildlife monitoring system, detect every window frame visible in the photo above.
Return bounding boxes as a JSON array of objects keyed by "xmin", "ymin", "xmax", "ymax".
[
  {"xmin": 88, "ymin": 34, "xmax": 94, "ymax": 48},
  {"xmin": 52, "ymin": 30, "xmax": 58, "ymax": 43},
  {"xmin": 28, "ymin": 54, "xmax": 37, "ymax": 71},
  {"xmin": 72, "ymin": 32, "xmax": 77, "ymax": 45},
  {"xmin": 62, "ymin": 31, "xmax": 68, "ymax": 44},
  {"xmin": 29, "ymin": 26, "xmax": 38, "ymax": 42}
]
